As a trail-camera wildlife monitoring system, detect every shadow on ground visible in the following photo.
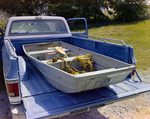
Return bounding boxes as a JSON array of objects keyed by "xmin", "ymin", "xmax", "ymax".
[
  {"xmin": 0, "ymin": 91, "xmax": 12, "ymax": 119},
  {"xmin": 54, "ymin": 108, "xmax": 108, "ymax": 119},
  {"xmin": 0, "ymin": 61, "xmax": 5, "ymax": 91},
  {"xmin": 0, "ymin": 61, "xmax": 12, "ymax": 119}
]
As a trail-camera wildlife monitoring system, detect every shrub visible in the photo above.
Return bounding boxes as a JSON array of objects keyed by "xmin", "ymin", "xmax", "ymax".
[{"xmin": 109, "ymin": 0, "xmax": 149, "ymax": 22}]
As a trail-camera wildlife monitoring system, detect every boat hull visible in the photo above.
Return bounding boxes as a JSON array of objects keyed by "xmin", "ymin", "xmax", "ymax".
[{"xmin": 23, "ymin": 41, "xmax": 136, "ymax": 93}]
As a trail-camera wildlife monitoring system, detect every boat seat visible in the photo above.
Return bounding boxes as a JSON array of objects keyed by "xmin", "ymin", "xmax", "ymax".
[
  {"xmin": 41, "ymin": 57, "xmax": 77, "ymax": 64},
  {"xmin": 28, "ymin": 48, "xmax": 70, "ymax": 55}
]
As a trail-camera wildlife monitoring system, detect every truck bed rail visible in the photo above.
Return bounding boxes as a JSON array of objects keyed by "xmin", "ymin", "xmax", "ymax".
[{"xmin": 80, "ymin": 35, "xmax": 126, "ymax": 46}]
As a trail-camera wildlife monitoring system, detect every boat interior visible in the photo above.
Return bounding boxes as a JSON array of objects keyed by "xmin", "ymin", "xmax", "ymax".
[{"xmin": 23, "ymin": 41, "xmax": 130, "ymax": 72}]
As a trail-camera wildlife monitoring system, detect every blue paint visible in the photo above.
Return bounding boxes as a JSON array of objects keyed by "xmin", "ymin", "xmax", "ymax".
[
  {"xmin": 11, "ymin": 37, "xmax": 70, "ymax": 56},
  {"xmin": 67, "ymin": 18, "xmax": 88, "ymax": 37},
  {"xmin": 0, "ymin": 28, "xmax": 4, "ymax": 60},
  {"xmin": 10, "ymin": 36, "xmax": 134, "ymax": 65},
  {"xmin": 18, "ymin": 42, "xmax": 150, "ymax": 118},
  {"xmin": 2, "ymin": 35, "xmax": 150, "ymax": 119},
  {"xmin": 70, "ymin": 37, "xmax": 131, "ymax": 63},
  {"xmin": 23, "ymin": 68, "xmax": 150, "ymax": 119},
  {"xmin": 135, "ymin": 69, "xmax": 142, "ymax": 82},
  {"xmin": 2, "ymin": 40, "xmax": 19, "ymax": 80},
  {"xmin": 0, "ymin": 27, "xmax": 4, "ymax": 49}
]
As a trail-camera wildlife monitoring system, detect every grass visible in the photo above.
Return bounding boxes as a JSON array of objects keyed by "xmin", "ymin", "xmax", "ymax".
[{"xmin": 88, "ymin": 20, "xmax": 150, "ymax": 70}]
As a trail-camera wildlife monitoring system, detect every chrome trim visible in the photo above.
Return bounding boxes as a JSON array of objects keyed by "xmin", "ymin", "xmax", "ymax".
[
  {"xmin": 5, "ymin": 78, "xmax": 18, "ymax": 82},
  {"xmin": 80, "ymin": 35, "xmax": 126, "ymax": 46},
  {"xmin": 10, "ymin": 101, "xmax": 21, "ymax": 105}
]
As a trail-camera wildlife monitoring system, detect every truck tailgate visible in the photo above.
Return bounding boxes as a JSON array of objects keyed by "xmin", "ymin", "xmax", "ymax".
[{"xmin": 22, "ymin": 61, "xmax": 150, "ymax": 119}]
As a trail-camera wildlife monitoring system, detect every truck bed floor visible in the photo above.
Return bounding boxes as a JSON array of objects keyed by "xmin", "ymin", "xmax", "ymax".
[
  {"xmin": 21, "ymin": 61, "xmax": 58, "ymax": 98},
  {"xmin": 21, "ymin": 61, "xmax": 150, "ymax": 119}
]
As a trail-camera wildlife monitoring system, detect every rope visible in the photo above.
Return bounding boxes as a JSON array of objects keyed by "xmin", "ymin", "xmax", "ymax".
[{"xmin": 47, "ymin": 52, "xmax": 94, "ymax": 75}]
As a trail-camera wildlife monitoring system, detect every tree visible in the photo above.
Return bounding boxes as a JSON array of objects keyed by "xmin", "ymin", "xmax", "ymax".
[
  {"xmin": 0, "ymin": 0, "xmax": 46, "ymax": 16},
  {"xmin": 1, "ymin": 0, "xmax": 148, "ymax": 23},
  {"xmin": 0, "ymin": 0, "xmax": 110, "ymax": 23},
  {"xmin": 108, "ymin": 0, "xmax": 149, "ymax": 22},
  {"xmin": 46, "ymin": 0, "xmax": 109, "ymax": 23},
  {"xmin": 46, "ymin": 0, "xmax": 77, "ymax": 19}
]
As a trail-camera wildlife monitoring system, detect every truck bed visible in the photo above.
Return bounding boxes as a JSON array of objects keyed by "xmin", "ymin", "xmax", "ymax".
[
  {"xmin": 21, "ymin": 61, "xmax": 150, "ymax": 119},
  {"xmin": 2, "ymin": 17, "xmax": 150, "ymax": 119}
]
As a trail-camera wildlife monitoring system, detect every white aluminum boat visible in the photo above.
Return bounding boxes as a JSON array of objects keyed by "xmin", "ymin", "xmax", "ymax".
[{"xmin": 23, "ymin": 41, "xmax": 136, "ymax": 93}]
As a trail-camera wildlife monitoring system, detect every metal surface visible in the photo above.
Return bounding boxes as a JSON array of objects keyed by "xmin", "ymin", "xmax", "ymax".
[
  {"xmin": 135, "ymin": 69, "xmax": 142, "ymax": 82},
  {"xmin": 67, "ymin": 18, "xmax": 88, "ymax": 37},
  {"xmin": 0, "ymin": 27, "xmax": 4, "ymax": 51},
  {"xmin": 80, "ymin": 35, "xmax": 126, "ymax": 46},
  {"xmin": 23, "ymin": 41, "xmax": 136, "ymax": 93},
  {"xmin": 22, "ymin": 64, "xmax": 150, "ymax": 119},
  {"xmin": 2, "ymin": 40, "xmax": 21, "ymax": 104},
  {"xmin": 21, "ymin": 61, "xmax": 57, "ymax": 97},
  {"xmin": 2, "ymin": 16, "xmax": 148, "ymax": 119},
  {"xmin": 69, "ymin": 37, "xmax": 131, "ymax": 63},
  {"xmin": 4, "ymin": 16, "xmax": 72, "ymax": 39}
]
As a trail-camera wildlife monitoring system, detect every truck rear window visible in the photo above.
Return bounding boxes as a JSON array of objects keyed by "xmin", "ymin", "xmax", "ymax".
[{"xmin": 9, "ymin": 20, "xmax": 68, "ymax": 35}]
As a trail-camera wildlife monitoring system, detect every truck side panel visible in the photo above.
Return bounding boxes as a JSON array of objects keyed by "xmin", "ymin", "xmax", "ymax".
[
  {"xmin": 70, "ymin": 37, "xmax": 135, "ymax": 64},
  {"xmin": 0, "ymin": 27, "xmax": 4, "ymax": 60},
  {"xmin": 2, "ymin": 40, "xmax": 21, "ymax": 104},
  {"xmin": 2, "ymin": 40, "xmax": 18, "ymax": 80}
]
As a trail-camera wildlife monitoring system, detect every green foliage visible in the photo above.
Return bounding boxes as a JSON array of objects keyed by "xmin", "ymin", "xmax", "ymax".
[
  {"xmin": 108, "ymin": 0, "xmax": 149, "ymax": 22},
  {"xmin": 46, "ymin": 0, "xmax": 109, "ymax": 23},
  {"xmin": 0, "ymin": 0, "xmax": 149, "ymax": 24},
  {"xmin": 46, "ymin": 1, "xmax": 78, "ymax": 19},
  {"xmin": 0, "ymin": 0, "xmax": 46, "ymax": 16}
]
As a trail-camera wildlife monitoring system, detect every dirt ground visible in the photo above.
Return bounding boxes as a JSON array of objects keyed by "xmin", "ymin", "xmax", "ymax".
[
  {"xmin": 0, "ymin": 91, "xmax": 11, "ymax": 119},
  {"xmin": 0, "ymin": 69, "xmax": 150, "ymax": 119}
]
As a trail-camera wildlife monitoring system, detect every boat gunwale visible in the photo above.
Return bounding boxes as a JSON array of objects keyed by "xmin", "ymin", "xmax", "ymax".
[{"xmin": 22, "ymin": 41, "xmax": 136, "ymax": 79}]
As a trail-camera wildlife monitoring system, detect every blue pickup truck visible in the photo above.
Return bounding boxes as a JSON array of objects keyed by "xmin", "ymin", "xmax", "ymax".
[{"xmin": 0, "ymin": 16, "xmax": 150, "ymax": 119}]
